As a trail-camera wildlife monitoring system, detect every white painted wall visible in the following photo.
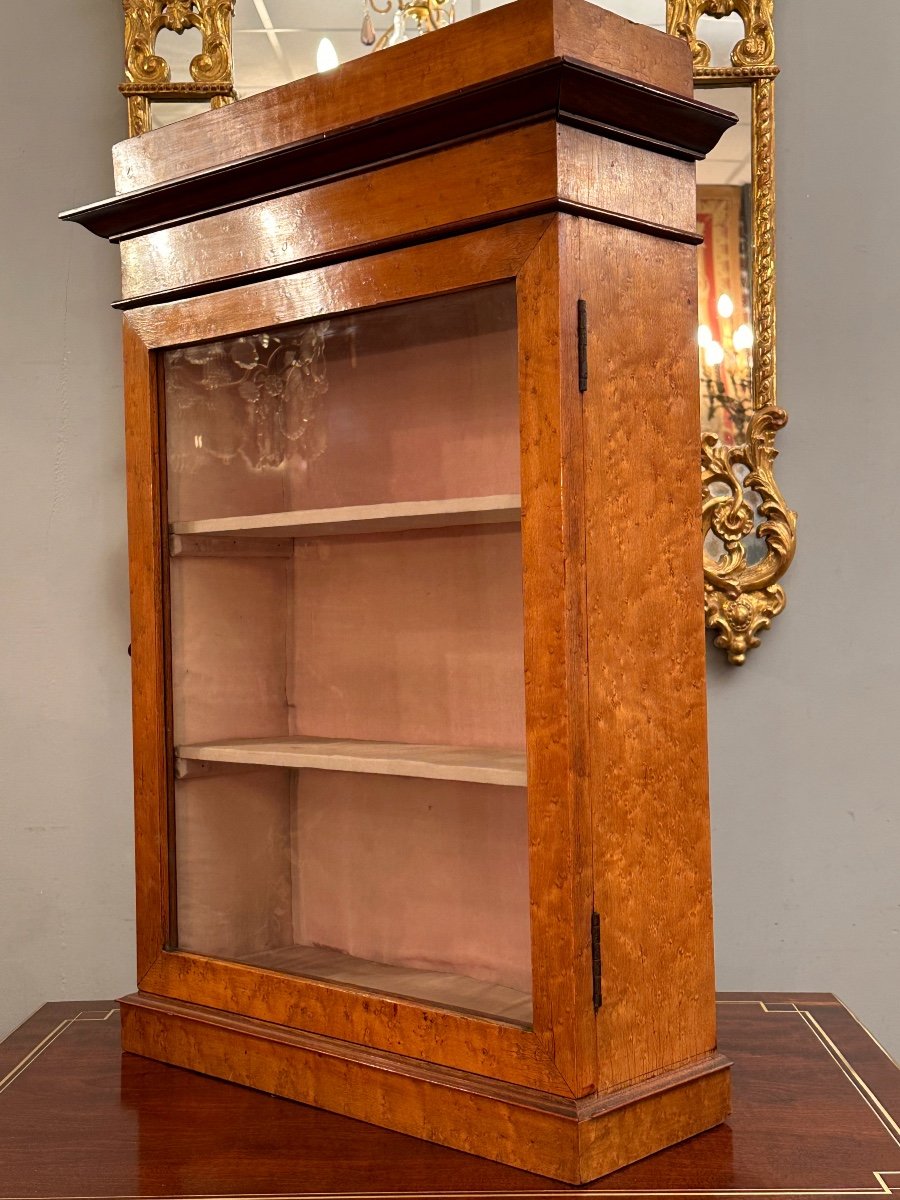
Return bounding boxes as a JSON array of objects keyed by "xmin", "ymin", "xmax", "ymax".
[{"xmin": 0, "ymin": 0, "xmax": 897, "ymax": 1062}]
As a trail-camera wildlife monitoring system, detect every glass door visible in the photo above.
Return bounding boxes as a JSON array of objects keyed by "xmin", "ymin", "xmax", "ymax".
[{"xmin": 162, "ymin": 283, "xmax": 533, "ymax": 1025}]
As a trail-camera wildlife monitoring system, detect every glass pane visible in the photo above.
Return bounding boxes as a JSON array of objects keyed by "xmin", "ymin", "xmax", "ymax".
[{"xmin": 163, "ymin": 284, "xmax": 533, "ymax": 1026}]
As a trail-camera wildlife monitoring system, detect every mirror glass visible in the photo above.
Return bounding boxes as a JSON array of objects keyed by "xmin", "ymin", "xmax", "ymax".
[
  {"xmin": 694, "ymin": 83, "xmax": 762, "ymax": 564},
  {"xmin": 696, "ymin": 85, "xmax": 753, "ymax": 451},
  {"xmin": 154, "ymin": 1, "xmax": 672, "ymax": 127}
]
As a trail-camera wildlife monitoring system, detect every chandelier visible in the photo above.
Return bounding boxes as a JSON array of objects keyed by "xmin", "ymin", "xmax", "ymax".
[
  {"xmin": 360, "ymin": 1, "xmax": 457, "ymax": 51},
  {"xmin": 166, "ymin": 324, "xmax": 330, "ymax": 472},
  {"xmin": 699, "ymin": 291, "xmax": 754, "ymax": 447}
]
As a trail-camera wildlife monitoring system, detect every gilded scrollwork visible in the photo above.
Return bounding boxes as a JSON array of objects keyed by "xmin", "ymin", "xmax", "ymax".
[
  {"xmin": 667, "ymin": 0, "xmax": 794, "ymax": 663},
  {"xmin": 667, "ymin": 0, "xmax": 775, "ymax": 70},
  {"xmin": 701, "ymin": 409, "xmax": 796, "ymax": 664},
  {"xmin": 120, "ymin": 0, "xmax": 236, "ymax": 135}
]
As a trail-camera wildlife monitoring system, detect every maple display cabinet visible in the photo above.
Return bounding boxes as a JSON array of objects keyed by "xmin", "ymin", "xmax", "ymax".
[{"xmin": 65, "ymin": 0, "xmax": 735, "ymax": 1182}]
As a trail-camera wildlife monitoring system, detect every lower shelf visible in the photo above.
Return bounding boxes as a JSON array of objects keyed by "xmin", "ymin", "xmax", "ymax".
[{"xmin": 241, "ymin": 944, "xmax": 533, "ymax": 1025}]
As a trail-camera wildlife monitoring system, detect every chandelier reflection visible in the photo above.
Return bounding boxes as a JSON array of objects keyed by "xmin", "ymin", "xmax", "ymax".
[
  {"xmin": 167, "ymin": 324, "xmax": 330, "ymax": 471},
  {"xmin": 360, "ymin": 1, "xmax": 456, "ymax": 51},
  {"xmin": 699, "ymin": 292, "xmax": 754, "ymax": 448}
]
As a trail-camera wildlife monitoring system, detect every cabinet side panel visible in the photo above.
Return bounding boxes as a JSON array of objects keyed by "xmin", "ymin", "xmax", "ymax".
[{"xmin": 578, "ymin": 220, "xmax": 717, "ymax": 1089}]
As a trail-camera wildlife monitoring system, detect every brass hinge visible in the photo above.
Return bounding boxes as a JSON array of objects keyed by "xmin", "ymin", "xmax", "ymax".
[
  {"xmin": 591, "ymin": 911, "xmax": 602, "ymax": 1011},
  {"xmin": 577, "ymin": 298, "xmax": 588, "ymax": 394}
]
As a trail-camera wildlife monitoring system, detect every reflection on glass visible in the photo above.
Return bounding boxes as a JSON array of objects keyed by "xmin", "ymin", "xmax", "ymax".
[{"xmin": 696, "ymin": 84, "xmax": 765, "ymax": 566}]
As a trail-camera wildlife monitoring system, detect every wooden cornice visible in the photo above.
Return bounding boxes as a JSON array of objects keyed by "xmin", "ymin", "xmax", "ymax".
[{"xmin": 62, "ymin": 56, "xmax": 735, "ymax": 244}]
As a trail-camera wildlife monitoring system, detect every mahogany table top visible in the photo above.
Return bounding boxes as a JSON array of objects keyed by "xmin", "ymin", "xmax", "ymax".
[{"xmin": 1, "ymin": 993, "xmax": 898, "ymax": 1199}]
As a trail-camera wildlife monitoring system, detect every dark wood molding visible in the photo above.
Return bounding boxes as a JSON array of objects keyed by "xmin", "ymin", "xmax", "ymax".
[{"xmin": 61, "ymin": 58, "xmax": 734, "ymax": 245}]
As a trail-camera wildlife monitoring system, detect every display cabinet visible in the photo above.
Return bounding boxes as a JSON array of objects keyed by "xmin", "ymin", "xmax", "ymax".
[{"xmin": 64, "ymin": 0, "xmax": 735, "ymax": 1182}]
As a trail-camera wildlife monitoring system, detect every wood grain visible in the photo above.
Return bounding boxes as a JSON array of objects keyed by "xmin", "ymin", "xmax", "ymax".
[
  {"xmin": 238, "ymin": 945, "xmax": 533, "ymax": 1026},
  {"xmin": 176, "ymin": 736, "xmax": 527, "ymax": 787},
  {"xmin": 138, "ymin": 946, "xmax": 572, "ymax": 1094},
  {"xmin": 125, "ymin": 217, "xmax": 554, "ymax": 350},
  {"xmin": 122, "ymin": 322, "xmax": 170, "ymax": 979},
  {"xmin": 119, "ymin": 992, "xmax": 728, "ymax": 1184},
  {"xmin": 516, "ymin": 218, "xmax": 595, "ymax": 1099},
  {"xmin": 577, "ymin": 218, "xmax": 718, "ymax": 1091},
  {"xmin": 117, "ymin": 121, "xmax": 706, "ymax": 305}
]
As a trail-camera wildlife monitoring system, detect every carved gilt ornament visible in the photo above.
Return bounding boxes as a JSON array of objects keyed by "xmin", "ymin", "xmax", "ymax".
[
  {"xmin": 120, "ymin": 0, "xmax": 236, "ymax": 136},
  {"xmin": 668, "ymin": 0, "xmax": 795, "ymax": 664}
]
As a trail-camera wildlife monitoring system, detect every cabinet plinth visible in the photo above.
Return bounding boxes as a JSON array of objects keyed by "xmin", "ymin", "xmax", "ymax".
[{"xmin": 65, "ymin": 0, "xmax": 735, "ymax": 1182}]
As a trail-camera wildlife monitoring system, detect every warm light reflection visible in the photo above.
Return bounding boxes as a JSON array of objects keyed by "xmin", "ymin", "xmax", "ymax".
[
  {"xmin": 698, "ymin": 324, "xmax": 713, "ymax": 349},
  {"xmin": 316, "ymin": 37, "xmax": 340, "ymax": 72},
  {"xmin": 733, "ymin": 323, "xmax": 754, "ymax": 352},
  {"xmin": 705, "ymin": 341, "xmax": 726, "ymax": 368},
  {"xmin": 717, "ymin": 293, "xmax": 735, "ymax": 319}
]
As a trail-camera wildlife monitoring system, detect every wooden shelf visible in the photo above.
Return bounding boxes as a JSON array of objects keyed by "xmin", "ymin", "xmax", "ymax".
[
  {"xmin": 176, "ymin": 736, "xmax": 527, "ymax": 787},
  {"xmin": 170, "ymin": 495, "xmax": 521, "ymax": 541},
  {"xmin": 241, "ymin": 944, "xmax": 532, "ymax": 1025}
]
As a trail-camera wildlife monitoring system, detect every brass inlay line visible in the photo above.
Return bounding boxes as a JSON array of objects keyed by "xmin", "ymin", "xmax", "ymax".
[{"xmin": 0, "ymin": 1009, "xmax": 115, "ymax": 1096}]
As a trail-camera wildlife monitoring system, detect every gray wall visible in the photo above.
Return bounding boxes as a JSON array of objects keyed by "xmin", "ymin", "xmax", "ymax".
[
  {"xmin": 0, "ymin": 0, "xmax": 897, "ymax": 1061},
  {"xmin": 707, "ymin": 0, "xmax": 900, "ymax": 1058},
  {"xmin": 0, "ymin": 1, "xmax": 134, "ymax": 1027}
]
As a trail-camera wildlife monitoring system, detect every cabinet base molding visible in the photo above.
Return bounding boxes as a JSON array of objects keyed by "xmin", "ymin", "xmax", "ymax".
[{"xmin": 120, "ymin": 993, "xmax": 731, "ymax": 1184}]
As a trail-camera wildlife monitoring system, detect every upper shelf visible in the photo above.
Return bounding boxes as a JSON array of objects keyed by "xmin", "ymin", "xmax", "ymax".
[
  {"xmin": 170, "ymin": 495, "xmax": 521, "ymax": 541},
  {"xmin": 176, "ymin": 736, "xmax": 527, "ymax": 788}
]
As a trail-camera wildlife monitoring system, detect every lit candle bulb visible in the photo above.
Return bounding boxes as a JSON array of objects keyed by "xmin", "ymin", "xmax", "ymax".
[
  {"xmin": 733, "ymin": 323, "xmax": 754, "ymax": 352},
  {"xmin": 698, "ymin": 324, "xmax": 713, "ymax": 349},
  {"xmin": 316, "ymin": 36, "xmax": 340, "ymax": 72},
  {"xmin": 717, "ymin": 293, "xmax": 735, "ymax": 319},
  {"xmin": 705, "ymin": 341, "xmax": 725, "ymax": 368}
]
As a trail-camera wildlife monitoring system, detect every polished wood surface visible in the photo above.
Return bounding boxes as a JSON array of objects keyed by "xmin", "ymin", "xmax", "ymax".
[
  {"xmin": 577, "ymin": 220, "xmax": 716, "ymax": 1091},
  {"xmin": 1, "ymin": 995, "xmax": 898, "ymax": 1197},
  {"xmin": 113, "ymin": 122, "xmax": 702, "ymax": 307},
  {"xmin": 120, "ymin": 991, "xmax": 729, "ymax": 1184}
]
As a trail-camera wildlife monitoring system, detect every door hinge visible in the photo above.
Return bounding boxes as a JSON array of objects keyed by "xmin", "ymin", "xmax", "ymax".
[
  {"xmin": 577, "ymin": 298, "xmax": 588, "ymax": 394},
  {"xmin": 591, "ymin": 910, "xmax": 602, "ymax": 1011}
]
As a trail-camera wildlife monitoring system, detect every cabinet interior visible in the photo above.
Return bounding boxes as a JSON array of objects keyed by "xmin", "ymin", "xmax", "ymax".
[{"xmin": 164, "ymin": 285, "xmax": 534, "ymax": 1024}]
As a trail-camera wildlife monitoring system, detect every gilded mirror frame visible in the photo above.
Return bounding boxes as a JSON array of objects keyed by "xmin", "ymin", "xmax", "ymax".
[
  {"xmin": 668, "ymin": 0, "xmax": 796, "ymax": 664},
  {"xmin": 117, "ymin": 0, "xmax": 795, "ymax": 665}
]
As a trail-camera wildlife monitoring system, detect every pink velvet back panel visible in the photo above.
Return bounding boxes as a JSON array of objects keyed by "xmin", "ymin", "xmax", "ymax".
[
  {"xmin": 284, "ymin": 287, "xmax": 520, "ymax": 510},
  {"xmin": 170, "ymin": 556, "xmax": 290, "ymax": 744},
  {"xmin": 291, "ymin": 771, "xmax": 531, "ymax": 993},
  {"xmin": 289, "ymin": 525, "xmax": 526, "ymax": 749},
  {"xmin": 176, "ymin": 768, "xmax": 293, "ymax": 960}
]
